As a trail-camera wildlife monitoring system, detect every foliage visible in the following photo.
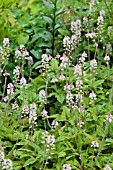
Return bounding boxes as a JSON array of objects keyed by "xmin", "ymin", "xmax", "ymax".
[{"xmin": 0, "ymin": 0, "xmax": 113, "ymax": 170}]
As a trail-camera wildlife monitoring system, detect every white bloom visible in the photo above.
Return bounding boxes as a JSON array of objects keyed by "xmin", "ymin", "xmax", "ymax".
[
  {"xmin": 51, "ymin": 120, "xmax": 58, "ymax": 128},
  {"xmin": 90, "ymin": 59, "xmax": 97, "ymax": 70},
  {"xmin": 41, "ymin": 109, "xmax": 48, "ymax": 117},
  {"xmin": 59, "ymin": 74, "xmax": 65, "ymax": 80},
  {"xmin": 74, "ymin": 64, "xmax": 82, "ymax": 76},
  {"xmin": 77, "ymin": 121, "xmax": 84, "ymax": 127},
  {"xmin": 20, "ymin": 77, "xmax": 27, "ymax": 87},
  {"xmin": 104, "ymin": 165, "xmax": 112, "ymax": 170},
  {"xmin": 91, "ymin": 140, "xmax": 99, "ymax": 148},
  {"xmin": 7, "ymin": 83, "xmax": 14, "ymax": 95},
  {"xmin": 3, "ymin": 38, "xmax": 9, "ymax": 47},
  {"xmin": 2, "ymin": 159, "xmax": 12, "ymax": 170},
  {"xmin": 62, "ymin": 164, "xmax": 71, "ymax": 170},
  {"xmin": 51, "ymin": 77, "xmax": 58, "ymax": 83},
  {"xmin": 12, "ymin": 101, "xmax": 19, "ymax": 110},
  {"xmin": 105, "ymin": 112, "xmax": 113, "ymax": 123}
]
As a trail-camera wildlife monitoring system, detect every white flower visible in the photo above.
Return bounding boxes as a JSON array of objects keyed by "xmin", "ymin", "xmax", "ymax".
[
  {"xmin": 105, "ymin": 112, "xmax": 113, "ymax": 123},
  {"xmin": 7, "ymin": 83, "xmax": 14, "ymax": 95},
  {"xmin": 97, "ymin": 15, "xmax": 104, "ymax": 25},
  {"xmin": 12, "ymin": 101, "xmax": 19, "ymax": 110},
  {"xmin": 90, "ymin": 59, "xmax": 97, "ymax": 70},
  {"xmin": 3, "ymin": 96, "xmax": 9, "ymax": 102},
  {"xmin": 2, "ymin": 159, "xmax": 12, "ymax": 170},
  {"xmin": 39, "ymin": 90, "xmax": 46, "ymax": 103},
  {"xmin": 63, "ymin": 36, "xmax": 71, "ymax": 52},
  {"xmin": 89, "ymin": 91, "xmax": 96, "ymax": 100},
  {"xmin": 0, "ymin": 151, "xmax": 4, "ymax": 162},
  {"xmin": 77, "ymin": 121, "xmax": 84, "ymax": 127},
  {"xmin": 51, "ymin": 120, "xmax": 58, "ymax": 128},
  {"xmin": 62, "ymin": 164, "xmax": 71, "ymax": 170},
  {"xmin": 21, "ymin": 105, "xmax": 29, "ymax": 117},
  {"xmin": 51, "ymin": 77, "xmax": 58, "ymax": 83},
  {"xmin": 59, "ymin": 74, "xmax": 65, "ymax": 80},
  {"xmin": 3, "ymin": 38, "xmax": 9, "ymax": 47},
  {"xmin": 103, "ymin": 165, "xmax": 112, "ymax": 170},
  {"xmin": 86, "ymin": 31, "xmax": 96, "ymax": 39},
  {"xmin": 91, "ymin": 140, "xmax": 99, "ymax": 148},
  {"xmin": 15, "ymin": 49, "xmax": 21, "ymax": 58},
  {"xmin": 20, "ymin": 77, "xmax": 27, "ymax": 87},
  {"xmin": 41, "ymin": 109, "xmax": 48, "ymax": 117},
  {"xmin": 74, "ymin": 64, "xmax": 82, "ymax": 76}
]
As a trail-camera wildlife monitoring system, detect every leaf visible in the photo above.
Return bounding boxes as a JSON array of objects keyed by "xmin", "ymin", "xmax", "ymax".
[
  {"xmin": 43, "ymin": 16, "xmax": 53, "ymax": 24},
  {"xmin": 58, "ymin": 151, "xmax": 66, "ymax": 158},
  {"xmin": 17, "ymin": 33, "xmax": 29, "ymax": 45},
  {"xmin": 24, "ymin": 158, "xmax": 38, "ymax": 167},
  {"xmin": 93, "ymin": 79, "xmax": 104, "ymax": 88},
  {"xmin": 55, "ymin": 93, "xmax": 65, "ymax": 104},
  {"xmin": 30, "ymin": 50, "xmax": 40, "ymax": 59},
  {"xmin": 8, "ymin": 15, "xmax": 15, "ymax": 25},
  {"xmin": 42, "ymin": 0, "xmax": 54, "ymax": 10},
  {"xmin": 50, "ymin": 58, "xmax": 59, "ymax": 70}
]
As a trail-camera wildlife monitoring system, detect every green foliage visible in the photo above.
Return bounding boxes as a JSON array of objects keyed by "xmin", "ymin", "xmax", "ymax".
[{"xmin": 0, "ymin": 0, "xmax": 113, "ymax": 170}]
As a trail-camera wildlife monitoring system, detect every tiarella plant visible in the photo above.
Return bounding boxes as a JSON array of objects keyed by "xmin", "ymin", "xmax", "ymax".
[{"xmin": 0, "ymin": 0, "xmax": 113, "ymax": 170}]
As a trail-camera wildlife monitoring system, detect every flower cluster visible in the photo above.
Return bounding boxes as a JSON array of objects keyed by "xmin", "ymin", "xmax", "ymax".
[
  {"xmin": 105, "ymin": 112, "xmax": 113, "ymax": 123},
  {"xmin": 20, "ymin": 76, "xmax": 27, "ymax": 87},
  {"xmin": 1, "ymin": 38, "xmax": 10, "ymax": 63},
  {"xmin": 91, "ymin": 140, "xmax": 99, "ymax": 148},
  {"xmin": 13, "ymin": 66, "xmax": 20, "ymax": 82},
  {"xmin": 7, "ymin": 83, "xmax": 14, "ymax": 95},
  {"xmin": 29, "ymin": 103, "xmax": 37, "ymax": 129},
  {"xmin": 12, "ymin": 101, "xmax": 19, "ymax": 110},
  {"xmin": 86, "ymin": 31, "xmax": 96, "ymax": 39},
  {"xmin": 79, "ymin": 51, "xmax": 87, "ymax": 65},
  {"xmin": 51, "ymin": 120, "xmax": 58, "ymax": 129},
  {"xmin": 0, "ymin": 150, "xmax": 12, "ymax": 170},
  {"xmin": 60, "ymin": 53, "xmax": 69, "ymax": 70},
  {"xmin": 104, "ymin": 54, "xmax": 110, "ymax": 65},
  {"xmin": 42, "ymin": 131, "xmax": 55, "ymax": 158},
  {"xmin": 103, "ymin": 165, "xmax": 112, "ymax": 170},
  {"xmin": 71, "ymin": 20, "xmax": 81, "ymax": 49},
  {"xmin": 21, "ymin": 105, "xmax": 29, "ymax": 118},
  {"xmin": 64, "ymin": 83, "xmax": 74, "ymax": 107},
  {"xmin": 2, "ymin": 159, "xmax": 12, "ymax": 170},
  {"xmin": 15, "ymin": 44, "xmax": 29, "ymax": 61},
  {"xmin": 39, "ymin": 90, "xmax": 46, "ymax": 103},
  {"xmin": 62, "ymin": 164, "xmax": 71, "ymax": 170},
  {"xmin": 90, "ymin": 59, "xmax": 97, "ymax": 70},
  {"xmin": 41, "ymin": 54, "xmax": 52, "ymax": 69},
  {"xmin": 89, "ymin": 91, "xmax": 96, "ymax": 104},
  {"xmin": 63, "ymin": 36, "xmax": 71, "ymax": 53},
  {"xmin": 41, "ymin": 109, "xmax": 48, "ymax": 117}
]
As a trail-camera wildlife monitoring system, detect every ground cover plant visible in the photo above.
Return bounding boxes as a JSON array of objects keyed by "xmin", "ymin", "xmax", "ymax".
[{"xmin": 0, "ymin": 0, "xmax": 113, "ymax": 170}]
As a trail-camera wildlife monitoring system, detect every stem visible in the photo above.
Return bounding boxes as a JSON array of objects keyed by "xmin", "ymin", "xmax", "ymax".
[
  {"xmin": 52, "ymin": 0, "xmax": 57, "ymax": 57},
  {"xmin": 1, "ymin": 76, "xmax": 7, "ymax": 102},
  {"xmin": 95, "ymin": 122, "xmax": 109, "ymax": 161}
]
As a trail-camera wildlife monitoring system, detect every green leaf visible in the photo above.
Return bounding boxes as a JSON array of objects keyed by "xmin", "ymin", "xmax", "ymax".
[
  {"xmin": 42, "ymin": 0, "xmax": 54, "ymax": 10},
  {"xmin": 43, "ymin": 16, "xmax": 53, "ymax": 24},
  {"xmin": 93, "ymin": 79, "xmax": 104, "ymax": 88},
  {"xmin": 58, "ymin": 151, "xmax": 66, "ymax": 158},
  {"xmin": 24, "ymin": 158, "xmax": 38, "ymax": 167},
  {"xmin": 50, "ymin": 58, "xmax": 59, "ymax": 70},
  {"xmin": 17, "ymin": 33, "xmax": 29, "ymax": 45},
  {"xmin": 55, "ymin": 93, "xmax": 65, "ymax": 104}
]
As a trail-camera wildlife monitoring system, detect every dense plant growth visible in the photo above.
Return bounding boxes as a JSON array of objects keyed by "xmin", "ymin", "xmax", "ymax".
[{"xmin": 0, "ymin": 0, "xmax": 113, "ymax": 170}]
